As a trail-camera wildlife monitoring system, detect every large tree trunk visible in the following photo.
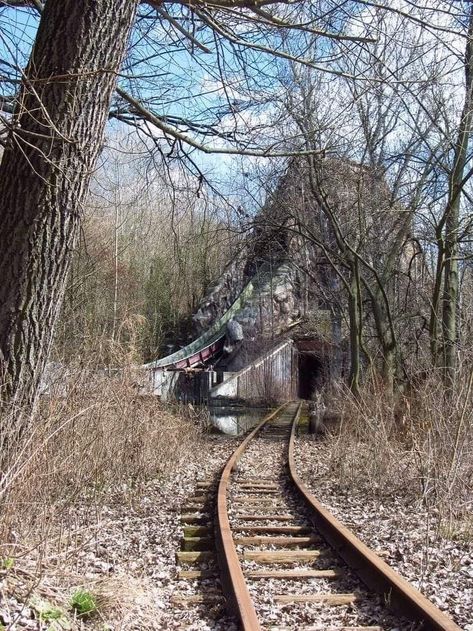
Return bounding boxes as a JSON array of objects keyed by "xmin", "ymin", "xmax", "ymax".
[{"xmin": 0, "ymin": 0, "xmax": 138, "ymax": 413}]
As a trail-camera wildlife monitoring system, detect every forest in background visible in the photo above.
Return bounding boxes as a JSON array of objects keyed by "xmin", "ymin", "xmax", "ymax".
[
  {"xmin": 54, "ymin": 138, "xmax": 242, "ymax": 365},
  {"xmin": 1, "ymin": 1, "xmax": 473, "ymax": 405},
  {"xmin": 30, "ymin": 1, "xmax": 473, "ymax": 404}
]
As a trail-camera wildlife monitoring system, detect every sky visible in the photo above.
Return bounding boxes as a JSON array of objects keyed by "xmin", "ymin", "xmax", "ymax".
[{"xmin": 0, "ymin": 1, "xmax": 471, "ymax": 218}]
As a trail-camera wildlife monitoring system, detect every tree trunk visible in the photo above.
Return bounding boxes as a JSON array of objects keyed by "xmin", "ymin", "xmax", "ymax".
[
  {"xmin": 429, "ymin": 238, "xmax": 444, "ymax": 365},
  {"xmin": 381, "ymin": 345, "xmax": 396, "ymax": 395},
  {"xmin": 348, "ymin": 263, "xmax": 361, "ymax": 396},
  {"xmin": 440, "ymin": 5, "xmax": 473, "ymax": 386},
  {"xmin": 0, "ymin": 0, "xmax": 138, "ymax": 413},
  {"xmin": 111, "ymin": 181, "xmax": 121, "ymax": 343}
]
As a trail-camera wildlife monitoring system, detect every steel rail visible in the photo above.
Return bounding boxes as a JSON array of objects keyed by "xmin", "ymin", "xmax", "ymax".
[
  {"xmin": 288, "ymin": 410, "xmax": 462, "ymax": 631},
  {"xmin": 215, "ymin": 403, "xmax": 289, "ymax": 631}
]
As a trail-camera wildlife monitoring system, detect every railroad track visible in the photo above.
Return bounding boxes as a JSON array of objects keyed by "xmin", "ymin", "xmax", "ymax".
[{"xmin": 176, "ymin": 402, "xmax": 462, "ymax": 631}]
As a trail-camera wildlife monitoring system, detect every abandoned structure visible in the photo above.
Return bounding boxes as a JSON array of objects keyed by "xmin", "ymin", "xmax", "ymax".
[{"xmin": 145, "ymin": 157, "xmax": 417, "ymax": 402}]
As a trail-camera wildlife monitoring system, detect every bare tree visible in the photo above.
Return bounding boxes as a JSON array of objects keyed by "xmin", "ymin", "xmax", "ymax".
[
  {"xmin": 254, "ymin": 2, "xmax": 473, "ymax": 392},
  {"xmin": 433, "ymin": 3, "xmax": 473, "ymax": 385},
  {"xmin": 0, "ymin": 0, "xmax": 375, "ymax": 413}
]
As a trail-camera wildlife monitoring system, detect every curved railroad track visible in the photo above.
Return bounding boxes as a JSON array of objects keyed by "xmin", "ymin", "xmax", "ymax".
[{"xmin": 213, "ymin": 401, "xmax": 462, "ymax": 631}]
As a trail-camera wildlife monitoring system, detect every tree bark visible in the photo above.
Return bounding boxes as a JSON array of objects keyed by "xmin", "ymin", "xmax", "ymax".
[
  {"xmin": 0, "ymin": 0, "xmax": 138, "ymax": 413},
  {"xmin": 348, "ymin": 262, "xmax": 361, "ymax": 396},
  {"xmin": 440, "ymin": 5, "xmax": 473, "ymax": 386}
]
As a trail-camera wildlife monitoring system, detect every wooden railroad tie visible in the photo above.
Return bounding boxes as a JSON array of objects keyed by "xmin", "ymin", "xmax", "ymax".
[
  {"xmin": 195, "ymin": 482, "xmax": 217, "ymax": 491},
  {"xmin": 234, "ymin": 535, "xmax": 319, "ymax": 547},
  {"xmin": 241, "ymin": 549, "xmax": 327, "ymax": 564},
  {"xmin": 232, "ymin": 497, "xmax": 284, "ymax": 504},
  {"xmin": 182, "ymin": 525, "xmax": 211, "ymax": 537},
  {"xmin": 233, "ymin": 488, "xmax": 280, "ymax": 495},
  {"xmin": 170, "ymin": 593, "xmax": 222, "ymax": 606},
  {"xmin": 182, "ymin": 504, "xmax": 213, "ymax": 513},
  {"xmin": 234, "ymin": 477, "xmax": 278, "ymax": 483},
  {"xmin": 182, "ymin": 537, "xmax": 215, "ymax": 551},
  {"xmin": 178, "ymin": 569, "xmax": 218, "ymax": 580},
  {"xmin": 244, "ymin": 569, "xmax": 342, "ymax": 580},
  {"xmin": 235, "ymin": 514, "xmax": 297, "ymax": 521},
  {"xmin": 180, "ymin": 513, "xmax": 210, "ymax": 524},
  {"xmin": 176, "ymin": 551, "xmax": 215, "ymax": 563},
  {"xmin": 238, "ymin": 484, "xmax": 279, "ymax": 490},
  {"xmin": 274, "ymin": 593, "xmax": 356, "ymax": 605},
  {"xmin": 268, "ymin": 627, "xmax": 383, "ymax": 631},
  {"xmin": 233, "ymin": 525, "xmax": 312, "ymax": 534},
  {"xmin": 187, "ymin": 494, "xmax": 210, "ymax": 502}
]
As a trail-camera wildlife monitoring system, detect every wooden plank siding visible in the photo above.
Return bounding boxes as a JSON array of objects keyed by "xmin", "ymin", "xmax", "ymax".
[{"xmin": 211, "ymin": 340, "xmax": 298, "ymax": 403}]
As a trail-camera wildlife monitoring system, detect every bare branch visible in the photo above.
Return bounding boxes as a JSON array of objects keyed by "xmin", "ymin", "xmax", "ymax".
[
  {"xmin": 248, "ymin": 6, "xmax": 377, "ymax": 43},
  {"xmin": 154, "ymin": 7, "xmax": 212, "ymax": 54},
  {"xmin": 352, "ymin": 0, "xmax": 468, "ymax": 38},
  {"xmin": 116, "ymin": 87, "xmax": 327, "ymax": 157}
]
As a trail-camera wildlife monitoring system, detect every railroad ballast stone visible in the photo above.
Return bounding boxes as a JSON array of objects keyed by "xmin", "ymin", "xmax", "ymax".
[{"xmin": 294, "ymin": 434, "xmax": 473, "ymax": 629}]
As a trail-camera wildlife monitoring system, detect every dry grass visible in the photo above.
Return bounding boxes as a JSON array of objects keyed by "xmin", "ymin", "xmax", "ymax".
[
  {"xmin": 0, "ymin": 365, "xmax": 201, "ymax": 628},
  {"xmin": 2, "ymin": 569, "xmax": 165, "ymax": 630},
  {"xmin": 322, "ymin": 372, "xmax": 473, "ymax": 534},
  {"xmin": 2, "ymin": 369, "xmax": 199, "ymax": 534}
]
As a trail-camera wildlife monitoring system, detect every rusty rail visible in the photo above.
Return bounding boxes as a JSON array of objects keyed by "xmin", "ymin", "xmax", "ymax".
[
  {"xmin": 214, "ymin": 402, "xmax": 461, "ymax": 631},
  {"xmin": 288, "ymin": 410, "xmax": 462, "ymax": 631},
  {"xmin": 215, "ymin": 403, "xmax": 288, "ymax": 631}
]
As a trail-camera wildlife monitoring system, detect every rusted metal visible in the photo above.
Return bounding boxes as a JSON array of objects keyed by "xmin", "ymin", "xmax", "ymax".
[
  {"xmin": 288, "ymin": 410, "xmax": 462, "ymax": 631},
  {"xmin": 215, "ymin": 404, "xmax": 288, "ymax": 631},
  {"xmin": 294, "ymin": 337, "xmax": 332, "ymax": 354},
  {"xmin": 164, "ymin": 336, "xmax": 225, "ymax": 370},
  {"xmin": 215, "ymin": 402, "xmax": 462, "ymax": 631}
]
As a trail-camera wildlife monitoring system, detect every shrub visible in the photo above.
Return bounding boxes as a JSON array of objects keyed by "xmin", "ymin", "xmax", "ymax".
[{"xmin": 321, "ymin": 372, "xmax": 473, "ymax": 527}]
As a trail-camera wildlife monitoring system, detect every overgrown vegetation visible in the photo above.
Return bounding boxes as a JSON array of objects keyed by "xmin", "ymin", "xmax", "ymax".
[
  {"xmin": 70, "ymin": 590, "xmax": 98, "ymax": 618},
  {"xmin": 54, "ymin": 147, "xmax": 238, "ymax": 364},
  {"xmin": 0, "ymin": 362, "xmax": 202, "ymax": 628},
  {"xmin": 320, "ymin": 375, "xmax": 473, "ymax": 534}
]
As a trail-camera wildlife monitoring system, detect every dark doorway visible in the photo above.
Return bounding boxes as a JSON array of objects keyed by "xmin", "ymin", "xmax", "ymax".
[{"xmin": 298, "ymin": 353, "xmax": 322, "ymax": 399}]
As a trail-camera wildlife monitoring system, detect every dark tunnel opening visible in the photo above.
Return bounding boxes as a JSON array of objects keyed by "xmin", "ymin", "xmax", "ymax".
[{"xmin": 298, "ymin": 353, "xmax": 323, "ymax": 399}]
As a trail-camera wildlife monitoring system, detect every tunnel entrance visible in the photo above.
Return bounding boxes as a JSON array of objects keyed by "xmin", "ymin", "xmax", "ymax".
[{"xmin": 298, "ymin": 353, "xmax": 323, "ymax": 399}]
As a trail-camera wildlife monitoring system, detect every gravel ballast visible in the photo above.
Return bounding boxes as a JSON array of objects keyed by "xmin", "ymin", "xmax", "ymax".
[
  {"xmin": 0, "ymin": 433, "xmax": 237, "ymax": 630},
  {"xmin": 3, "ymin": 414, "xmax": 471, "ymax": 630},
  {"xmin": 228, "ymin": 411, "xmax": 414, "ymax": 631},
  {"xmin": 294, "ymin": 434, "xmax": 473, "ymax": 630}
]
